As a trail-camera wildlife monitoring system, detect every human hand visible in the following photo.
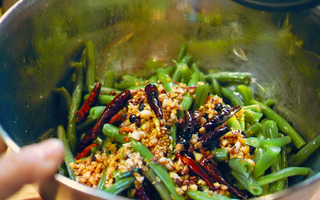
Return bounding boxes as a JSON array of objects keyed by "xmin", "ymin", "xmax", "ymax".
[{"xmin": 0, "ymin": 136, "xmax": 64, "ymax": 199}]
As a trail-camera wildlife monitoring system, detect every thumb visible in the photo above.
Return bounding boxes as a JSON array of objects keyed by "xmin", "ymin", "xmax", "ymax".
[{"xmin": 0, "ymin": 139, "xmax": 64, "ymax": 200}]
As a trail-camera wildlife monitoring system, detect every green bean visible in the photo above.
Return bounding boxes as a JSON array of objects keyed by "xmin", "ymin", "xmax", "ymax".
[
  {"xmin": 103, "ymin": 176, "xmax": 135, "ymax": 195},
  {"xmin": 188, "ymin": 71, "xmax": 201, "ymax": 86},
  {"xmin": 250, "ymin": 99, "xmax": 306, "ymax": 149},
  {"xmin": 57, "ymin": 125, "xmax": 76, "ymax": 180},
  {"xmin": 253, "ymin": 146, "xmax": 281, "ymax": 178},
  {"xmin": 84, "ymin": 94, "xmax": 114, "ymax": 105},
  {"xmin": 238, "ymin": 110, "xmax": 245, "ymax": 131},
  {"xmin": 261, "ymin": 184, "xmax": 270, "ymax": 196},
  {"xmin": 67, "ymin": 62, "xmax": 83, "ymax": 154},
  {"xmin": 246, "ymin": 136, "xmax": 291, "ymax": 149},
  {"xmin": 211, "ymin": 148, "xmax": 229, "ymax": 162},
  {"xmin": 192, "ymin": 83, "xmax": 210, "ymax": 111},
  {"xmin": 144, "ymin": 169, "xmax": 173, "ymax": 200},
  {"xmin": 256, "ymin": 167, "xmax": 311, "ymax": 186},
  {"xmin": 157, "ymin": 68, "xmax": 175, "ymax": 92},
  {"xmin": 113, "ymin": 170, "xmax": 121, "ymax": 181},
  {"xmin": 76, "ymin": 117, "xmax": 96, "ymax": 132},
  {"xmin": 264, "ymin": 120, "xmax": 278, "ymax": 139},
  {"xmin": 89, "ymin": 106, "xmax": 106, "ymax": 119},
  {"xmin": 56, "ymin": 87, "xmax": 72, "ymax": 112},
  {"xmin": 165, "ymin": 66, "xmax": 175, "ymax": 75},
  {"xmin": 221, "ymin": 87, "xmax": 244, "ymax": 106},
  {"xmin": 205, "ymin": 76, "xmax": 222, "ymax": 97},
  {"xmin": 89, "ymin": 85, "xmax": 121, "ymax": 95},
  {"xmin": 170, "ymin": 123, "xmax": 177, "ymax": 147},
  {"xmin": 172, "ymin": 68, "xmax": 181, "ymax": 82},
  {"xmin": 186, "ymin": 190, "xmax": 237, "ymax": 200},
  {"xmin": 181, "ymin": 55, "xmax": 193, "ymax": 66},
  {"xmin": 149, "ymin": 75, "xmax": 158, "ymax": 83},
  {"xmin": 227, "ymin": 115, "xmax": 241, "ymax": 131},
  {"xmin": 102, "ymin": 124, "xmax": 185, "ymax": 200},
  {"xmin": 177, "ymin": 44, "xmax": 187, "ymax": 62},
  {"xmin": 191, "ymin": 63, "xmax": 200, "ymax": 73},
  {"xmin": 244, "ymin": 109, "xmax": 263, "ymax": 123},
  {"xmin": 58, "ymin": 162, "xmax": 68, "ymax": 176},
  {"xmin": 205, "ymin": 72, "xmax": 252, "ymax": 85},
  {"xmin": 245, "ymin": 122, "xmax": 263, "ymax": 137},
  {"xmin": 236, "ymin": 85, "xmax": 252, "ymax": 105},
  {"xmin": 264, "ymin": 98, "xmax": 275, "ymax": 107},
  {"xmin": 281, "ymin": 144, "xmax": 288, "ymax": 188},
  {"xmin": 85, "ymin": 41, "xmax": 96, "ymax": 91},
  {"xmin": 228, "ymin": 158, "xmax": 253, "ymax": 178},
  {"xmin": 175, "ymin": 61, "xmax": 192, "ymax": 83},
  {"xmin": 288, "ymin": 134, "xmax": 320, "ymax": 166},
  {"xmin": 243, "ymin": 105, "xmax": 261, "ymax": 113},
  {"xmin": 118, "ymin": 171, "xmax": 133, "ymax": 179},
  {"xmin": 103, "ymin": 70, "xmax": 115, "ymax": 88},
  {"xmin": 254, "ymin": 133, "xmax": 265, "ymax": 163},
  {"xmin": 97, "ymin": 171, "xmax": 107, "ymax": 190},
  {"xmin": 115, "ymin": 82, "xmax": 137, "ymax": 90},
  {"xmin": 231, "ymin": 171, "xmax": 263, "ymax": 196}
]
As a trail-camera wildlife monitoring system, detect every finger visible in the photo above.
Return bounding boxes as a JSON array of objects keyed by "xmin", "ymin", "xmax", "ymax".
[
  {"xmin": 0, "ymin": 135, "xmax": 8, "ymax": 155},
  {"xmin": 0, "ymin": 139, "xmax": 64, "ymax": 200}
]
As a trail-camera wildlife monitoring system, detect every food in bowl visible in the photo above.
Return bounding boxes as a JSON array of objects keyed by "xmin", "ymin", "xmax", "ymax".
[{"xmin": 54, "ymin": 41, "xmax": 319, "ymax": 200}]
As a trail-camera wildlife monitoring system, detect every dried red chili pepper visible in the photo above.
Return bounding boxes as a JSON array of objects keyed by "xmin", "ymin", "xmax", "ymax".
[
  {"xmin": 199, "ymin": 157, "xmax": 247, "ymax": 199},
  {"xmin": 76, "ymin": 82, "xmax": 102, "ymax": 122},
  {"xmin": 177, "ymin": 110, "xmax": 194, "ymax": 146},
  {"xmin": 75, "ymin": 143, "xmax": 99, "ymax": 160},
  {"xmin": 136, "ymin": 185, "xmax": 151, "ymax": 200},
  {"xmin": 145, "ymin": 84, "xmax": 163, "ymax": 119},
  {"xmin": 108, "ymin": 109, "xmax": 127, "ymax": 125},
  {"xmin": 200, "ymin": 124, "xmax": 231, "ymax": 147},
  {"xmin": 78, "ymin": 90, "xmax": 132, "ymax": 152},
  {"xmin": 175, "ymin": 153, "xmax": 216, "ymax": 191},
  {"xmin": 203, "ymin": 105, "xmax": 241, "ymax": 132}
]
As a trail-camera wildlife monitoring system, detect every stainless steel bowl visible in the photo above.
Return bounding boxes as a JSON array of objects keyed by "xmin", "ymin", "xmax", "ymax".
[{"xmin": 1, "ymin": 0, "xmax": 320, "ymax": 199}]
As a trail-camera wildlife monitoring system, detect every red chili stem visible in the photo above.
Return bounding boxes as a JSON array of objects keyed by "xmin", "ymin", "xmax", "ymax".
[
  {"xmin": 199, "ymin": 157, "xmax": 247, "ymax": 199},
  {"xmin": 75, "ymin": 143, "xmax": 99, "ymax": 160},
  {"xmin": 78, "ymin": 90, "xmax": 132, "ymax": 152},
  {"xmin": 136, "ymin": 186, "xmax": 151, "ymax": 200},
  {"xmin": 175, "ymin": 153, "xmax": 215, "ymax": 191},
  {"xmin": 145, "ymin": 84, "xmax": 163, "ymax": 119},
  {"xmin": 76, "ymin": 82, "xmax": 102, "ymax": 122}
]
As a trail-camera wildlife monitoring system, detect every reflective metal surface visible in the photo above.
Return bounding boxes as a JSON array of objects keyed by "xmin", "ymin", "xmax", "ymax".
[{"xmin": 1, "ymin": 0, "xmax": 320, "ymax": 199}]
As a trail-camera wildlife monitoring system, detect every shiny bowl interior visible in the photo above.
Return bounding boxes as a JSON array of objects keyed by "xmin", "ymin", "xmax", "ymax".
[{"xmin": 1, "ymin": 0, "xmax": 320, "ymax": 199}]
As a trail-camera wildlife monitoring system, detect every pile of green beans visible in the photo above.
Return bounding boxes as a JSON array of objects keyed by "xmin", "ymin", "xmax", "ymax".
[{"xmin": 53, "ymin": 42, "xmax": 320, "ymax": 200}]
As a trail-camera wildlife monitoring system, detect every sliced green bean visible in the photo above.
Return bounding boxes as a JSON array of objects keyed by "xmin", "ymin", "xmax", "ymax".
[
  {"xmin": 103, "ymin": 70, "xmax": 115, "ymax": 88},
  {"xmin": 250, "ymin": 99, "xmax": 306, "ymax": 149},
  {"xmin": 149, "ymin": 75, "xmax": 158, "ymax": 83},
  {"xmin": 86, "ymin": 41, "xmax": 96, "ymax": 91},
  {"xmin": 288, "ymin": 134, "xmax": 320, "ymax": 166},
  {"xmin": 89, "ymin": 85, "xmax": 121, "ymax": 95},
  {"xmin": 227, "ymin": 115, "xmax": 241, "ymax": 131},
  {"xmin": 57, "ymin": 125, "xmax": 76, "ymax": 180},
  {"xmin": 245, "ymin": 122, "xmax": 263, "ymax": 137},
  {"xmin": 243, "ymin": 105, "xmax": 261, "ymax": 113},
  {"xmin": 254, "ymin": 133, "xmax": 265, "ymax": 163},
  {"xmin": 175, "ymin": 61, "xmax": 192, "ymax": 83},
  {"xmin": 209, "ymin": 77, "xmax": 222, "ymax": 97},
  {"xmin": 97, "ymin": 171, "xmax": 107, "ymax": 190},
  {"xmin": 90, "ymin": 106, "xmax": 106, "ymax": 119},
  {"xmin": 253, "ymin": 146, "xmax": 281, "ymax": 178},
  {"xmin": 221, "ymin": 87, "xmax": 244, "ymax": 106},
  {"xmin": 103, "ymin": 176, "xmax": 135, "ymax": 194},
  {"xmin": 211, "ymin": 148, "xmax": 229, "ymax": 162},
  {"xmin": 56, "ymin": 87, "xmax": 72, "ymax": 112},
  {"xmin": 231, "ymin": 171, "xmax": 263, "ymax": 196},
  {"xmin": 181, "ymin": 55, "xmax": 193, "ymax": 66},
  {"xmin": 157, "ymin": 68, "xmax": 175, "ymax": 92},
  {"xmin": 228, "ymin": 158, "xmax": 253, "ymax": 178},
  {"xmin": 186, "ymin": 190, "xmax": 237, "ymax": 200},
  {"xmin": 172, "ymin": 68, "xmax": 181, "ymax": 82},
  {"xmin": 205, "ymin": 72, "xmax": 252, "ymax": 85},
  {"xmin": 281, "ymin": 144, "xmax": 288, "ymax": 188},
  {"xmin": 145, "ymin": 169, "xmax": 173, "ymax": 200},
  {"xmin": 68, "ymin": 62, "xmax": 83, "ymax": 154},
  {"xmin": 264, "ymin": 98, "xmax": 275, "ymax": 107},
  {"xmin": 58, "ymin": 162, "xmax": 68, "ymax": 176},
  {"xmin": 192, "ymin": 83, "xmax": 210, "ymax": 111},
  {"xmin": 191, "ymin": 63, "xmax": 200, "ymax": 73},
  {"xmin": 170, "ymin": 123, "xmax": 177, "ymax": 147},
  {"xmin": 246, "ymin": 136, "xmax": 291, "ymax": 149},
  {"xmin": 84, "ymin": 94, "xmax": 114, "ymax": 105},
  {"xmin": 177, "ymin": 44, "xmax": 187, "ymax": 62},
  {"xmin": 76, "ymin": 117, "xmax": 96, "ymax": 132},
  {"xmin": 244, "ymin": 109, "xmax": 263, "ymax": 123},
  {"xmin": 256, "ymin": 167, "xmax": 311, "ymax": 186},
  {"xmin": 236, "ymin": 85, "xmax": 253, "ymax": 105}
]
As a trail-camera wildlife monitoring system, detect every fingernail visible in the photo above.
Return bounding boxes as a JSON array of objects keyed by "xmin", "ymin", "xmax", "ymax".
[{"xmin": 32, "ymin": 139, "xmax": 64, "ymax": 163}]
